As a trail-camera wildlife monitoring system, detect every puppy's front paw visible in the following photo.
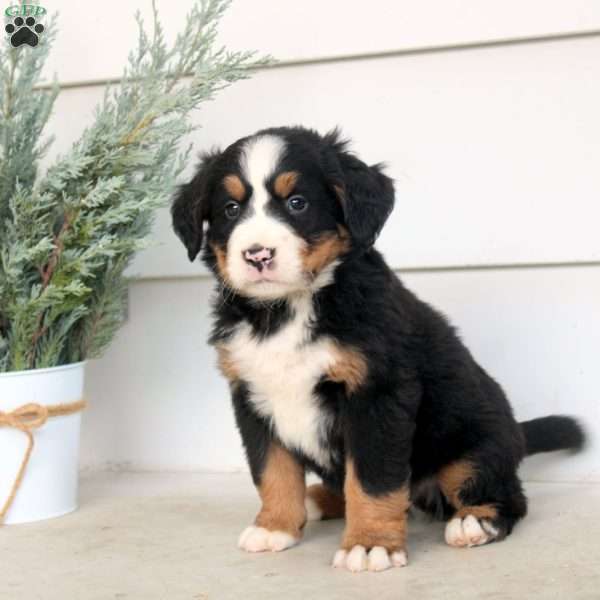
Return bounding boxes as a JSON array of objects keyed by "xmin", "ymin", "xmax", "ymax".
[
  {"xmin": 332, "ymin": 545, "xmax": 408, "ymax": 572},
  {"xmin": 238, "ymin": 525, "xmax": 299, "ymax": 553}
]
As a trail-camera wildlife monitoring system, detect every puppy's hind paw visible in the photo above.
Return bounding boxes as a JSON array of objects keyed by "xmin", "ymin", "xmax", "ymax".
[{"xmin": 445, "ymin": 515, "xmax": 499, "ymax": 547}]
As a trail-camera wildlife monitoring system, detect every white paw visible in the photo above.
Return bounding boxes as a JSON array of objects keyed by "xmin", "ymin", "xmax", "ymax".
[
  {"xmin": 445, "ymin": 515, "xmax": 497, "ymax": 547},
  {"xmin": 238, "ymin": 525, "xmax": 298, "ymax": 553},
  {"xmin": 304, "ymin": 496, "xmax": 323, "ymax": 521},
  {"xmin": 332, "ymin": 545, "xmax": 408, "ymax": 572}
]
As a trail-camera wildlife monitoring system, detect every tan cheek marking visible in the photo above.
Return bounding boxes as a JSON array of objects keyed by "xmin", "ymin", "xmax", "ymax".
[
  {"xmin": 273, "ymin": 171, "xmax": 299, "ymax": 198},
  {"xmin": 255, "ymin": 443, "xmax": 307, "ymax": 537},
  {"xmin": 437, "ymin": 460, "xmax": 475, "ymax": 508},
  {"xmin": 223, "ymin": 174, "xmax": 246, "ymax": 202},
  {"xmin": 342, "ymin": 460, "xmax": 410, "ymax": 552},
  {"xmin": 327, "ymin": 344, "xmax": 367, "ymax": 393},
  {"xmin": 301, "ymin": 228, "xmax": 350, "ymax": 276},
  {"xmin": 306, "ymin": 483, "xmax": 345, "ymax": 519},
  {"xmin": 210, "ymin": 243, "xmax": 233, "ymax": 286}
]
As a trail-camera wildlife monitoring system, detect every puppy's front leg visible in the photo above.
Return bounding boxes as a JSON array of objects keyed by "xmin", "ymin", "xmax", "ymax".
[
  {"xmin": 238, "ymin": 441, "xmax": 307, "ymax": 552},
  {"xmin": 334, "ymin": 393, "xmax": 414, "ymax": 572},
  {"xmin": 334, "ymin": 460, "xmax": 410, "ymax": 572},
  {"xmin": 226, "ymin": 374, "xmax": 307, "ymax": 553}
]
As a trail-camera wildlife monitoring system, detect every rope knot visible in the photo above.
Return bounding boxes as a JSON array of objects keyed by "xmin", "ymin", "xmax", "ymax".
[{"xmin": 0, "ymin": 403, "xmax": 49, "ymax": 432}]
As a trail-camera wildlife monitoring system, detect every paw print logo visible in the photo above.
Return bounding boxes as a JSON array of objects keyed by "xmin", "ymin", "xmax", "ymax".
[{"xmin": 5, "ymin": 16, "xmax": 44, "ymax": 47}]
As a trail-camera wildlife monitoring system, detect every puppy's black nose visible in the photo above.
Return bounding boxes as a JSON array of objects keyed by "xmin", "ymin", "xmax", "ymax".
[{"xmin": 243, "ymin": 245, "xmax": 276, "ymax": 272}]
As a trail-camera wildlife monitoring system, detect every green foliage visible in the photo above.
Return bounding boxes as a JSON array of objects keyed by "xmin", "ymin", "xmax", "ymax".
[{"xmin": 0, "ymin": 0, "xmax": 269, "ymax": 372}]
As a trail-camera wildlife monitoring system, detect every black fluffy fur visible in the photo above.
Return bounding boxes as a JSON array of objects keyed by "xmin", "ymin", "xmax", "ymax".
[{"xmin": 172, "ymin": 126, "xmax": 586, "ymax": 542}]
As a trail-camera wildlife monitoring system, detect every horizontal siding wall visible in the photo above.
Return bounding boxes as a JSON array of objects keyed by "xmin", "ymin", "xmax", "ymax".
[
  {"xmin": 35, "ymin": 1, "xmax": 599, "ymax": 479},
  {"xmin": 42, "ymin": 39, "xmax": 600, "ymax": 277},
  {"xmin": 42, "ymin": 0, "xmax": 600, "ymax": 84}
]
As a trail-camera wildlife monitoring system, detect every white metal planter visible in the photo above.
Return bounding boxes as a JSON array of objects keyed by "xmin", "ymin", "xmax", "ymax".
[{"xmin": 0, "ymin": 362, "xmax": 85, "ymax": 525}]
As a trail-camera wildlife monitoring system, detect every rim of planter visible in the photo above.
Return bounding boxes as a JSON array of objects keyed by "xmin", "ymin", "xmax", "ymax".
[{"xmin": 0, "ymin": 361, "xmax": 85, "ymax": 379}]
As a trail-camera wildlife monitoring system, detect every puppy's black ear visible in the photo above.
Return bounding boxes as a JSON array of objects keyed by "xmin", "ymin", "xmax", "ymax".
[
  {"xmin": 326, "ymin": 132, "xmax": 395, "ymax": 249},
  {"xmin": 171, "ymin": 150, "xmax": 221, "ymax": 262}
]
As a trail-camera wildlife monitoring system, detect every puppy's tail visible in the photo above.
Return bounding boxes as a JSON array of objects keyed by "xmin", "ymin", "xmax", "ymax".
[{"xmin": 520, "ymin": 415, "xmax": 585, "ymax": 456}]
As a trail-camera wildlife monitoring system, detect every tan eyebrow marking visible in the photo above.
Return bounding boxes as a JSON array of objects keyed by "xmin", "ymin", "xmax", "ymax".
[
  {"xmin": 223, "ymin": 174, "xmax": 246, "ymax": 201},
  {"xmin": 273, "ymin": 171, "xmax": 299, "ymax": 198}
]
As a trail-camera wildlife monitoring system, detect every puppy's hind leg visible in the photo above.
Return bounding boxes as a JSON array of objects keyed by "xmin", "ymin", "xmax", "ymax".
[
  {"xmin": 438, "ymin": 458, "xmax": 527, "ymax": 548},
  {"xmin": 305, "ymin": 483, "xmax": 345, "ymax": 521}
]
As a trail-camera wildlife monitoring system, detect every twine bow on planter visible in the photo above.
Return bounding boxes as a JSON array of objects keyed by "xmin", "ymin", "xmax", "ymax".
[{"xmin": 0, "ymin": 400, "xmax": 86, "ymax": 523}]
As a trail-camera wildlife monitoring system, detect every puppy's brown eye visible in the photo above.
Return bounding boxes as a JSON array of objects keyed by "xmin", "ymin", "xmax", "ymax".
[
  {"xmin": 224, "ymin": 201, "xmax": 241, "ymax": 219},
  {"xmin": 287, "ymin": 195, "xmax": 308, "ymax": 213}
]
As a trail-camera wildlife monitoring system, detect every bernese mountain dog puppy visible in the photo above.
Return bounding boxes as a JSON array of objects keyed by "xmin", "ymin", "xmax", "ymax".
[{"xmin": 172, "ymin": 126, "xmax": 584, "ymax": 573}]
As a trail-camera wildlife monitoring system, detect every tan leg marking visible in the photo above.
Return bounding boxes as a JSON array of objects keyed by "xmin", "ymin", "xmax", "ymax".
[
  {"xmin": 455, "ymin": 504, "xmax": 497, "ymax": 520},
  {"xmin": 437, "ymin": 460, "xmax": 498, "ymax": 519},
  {"xmin": 254, "ymin": 443, "xmax": 306, "ymax": 538},
  {"xmin": 238, "ymin": 443, "xmax": 306, "ymax": 553},
  {"xmin": 437, "ymin": 459, "xmax": 475, "ymax": 508},
  {"xmin": 342, "ymin": 460, "xmax": 410, "ymax": 552},
  {"xmin": 438, "ymin": 460, "xmax": 499, "ymax": 548},
  {"xmin": 334, "ymin": 460, "xmax": 410, "ymax": 571},
  {"xmin": 305, "ymin": 483, "xmax": 345, "ymax": 520}
]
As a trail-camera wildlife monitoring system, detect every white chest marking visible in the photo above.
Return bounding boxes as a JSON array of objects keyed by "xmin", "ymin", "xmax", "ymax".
[{"xmin": 226, "ymin": 295, "xmax": 336, "ymax": 467}]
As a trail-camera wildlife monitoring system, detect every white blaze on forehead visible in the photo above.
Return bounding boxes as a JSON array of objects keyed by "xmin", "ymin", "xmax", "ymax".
[
  {"xmin": 240, "ymin": 134, "xmax": 285, "ymax": 214},
  {"xmin": 227, "ymin": 133, "xmax": 306, "ymax": 299}
]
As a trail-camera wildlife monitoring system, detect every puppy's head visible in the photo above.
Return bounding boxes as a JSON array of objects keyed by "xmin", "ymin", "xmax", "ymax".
[{"xmin": 172, "ymin": 127, "xmax": 394, "ymax": 300}]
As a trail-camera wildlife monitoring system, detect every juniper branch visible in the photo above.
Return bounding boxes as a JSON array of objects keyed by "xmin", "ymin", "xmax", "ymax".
[{"xmin": 0, "ymin": 0, "xmax": 270, "ymax": 371}]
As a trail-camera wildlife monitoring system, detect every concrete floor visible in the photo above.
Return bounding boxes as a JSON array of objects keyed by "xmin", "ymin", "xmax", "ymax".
[{"xmin": 1, "ymin": 472, "xmax": 599, "ymax": 600}]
